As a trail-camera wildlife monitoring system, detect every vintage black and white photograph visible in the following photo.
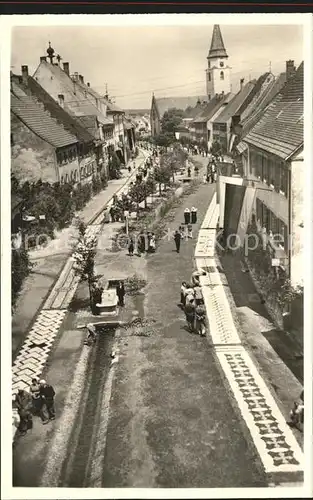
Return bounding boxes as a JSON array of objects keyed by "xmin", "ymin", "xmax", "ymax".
[{"xmin": 2, "ymin": 12, "xmax": 312, "ymax": 496}]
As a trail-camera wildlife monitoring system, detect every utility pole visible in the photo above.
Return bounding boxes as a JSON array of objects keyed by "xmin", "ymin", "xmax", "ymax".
[{"xmin": 269, "ymin": 61, "xmax": 272, "ymax": 73}]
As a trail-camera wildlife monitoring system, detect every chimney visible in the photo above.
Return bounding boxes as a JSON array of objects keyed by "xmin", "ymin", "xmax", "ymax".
[
  {"xmin": 240, "ymin": 78, "xmax": 245, "ymax": 90},
  {"xmin": 79, "ymin": 75, "xmax": 84, "ymax": 84},
  {"xmin": 58, "ymin": 94, "xmax": 64, "ymax": 108},
  {"xmin": 87, "ymin": 82, "xmax": 90, "ymax": 87},
  {"xmin": 63, "ymin": 62, "xmax": 70, "ymax": 76},
  {"xmin": 21, "ymin": 65, "xmax": 28, "ymax": 85},
  {"xmin": 286, "ymin": 60, "xmax": 296, "ymax": 81},
  {"xmin": 40, "ymin": 56, "xmax": 47, "ymax": 63}
]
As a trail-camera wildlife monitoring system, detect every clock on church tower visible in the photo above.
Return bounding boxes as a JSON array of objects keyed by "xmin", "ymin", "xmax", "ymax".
[{"xmin": 206, "ymin": 25, "xmax": 231, "ymax": 101}]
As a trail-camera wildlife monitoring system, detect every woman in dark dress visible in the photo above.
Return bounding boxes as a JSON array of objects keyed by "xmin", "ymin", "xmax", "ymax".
[{"xmin": 117, "ymin": 281, "xmax": 126, "ymax": 307}]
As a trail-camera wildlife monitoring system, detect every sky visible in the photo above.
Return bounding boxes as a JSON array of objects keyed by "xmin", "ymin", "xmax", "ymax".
[{"xmin": 11, "ymin": 23, "xmax": 303, "ymax": 110}]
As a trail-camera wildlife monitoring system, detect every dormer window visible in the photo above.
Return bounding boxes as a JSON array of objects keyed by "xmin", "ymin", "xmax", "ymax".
[
  {"xmin": 220, "ymin": 61, "xmax": 224, "ymax": 68},
  {"xmin": 220, "ymin": 71, "xmax": 224, "ymax": 80}
]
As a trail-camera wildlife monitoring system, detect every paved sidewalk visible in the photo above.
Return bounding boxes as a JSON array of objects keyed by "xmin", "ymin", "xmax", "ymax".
[
  {"xmin": 218, "ymin": 251, "xmax": 303, "ymax": 411},
  {"xmin": 12, "ymin": 151, "xmax": 148, "ymax": 359}
]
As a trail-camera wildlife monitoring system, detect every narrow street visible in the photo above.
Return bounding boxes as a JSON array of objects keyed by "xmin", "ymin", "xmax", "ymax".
[
  {"xmin": 12, "ymin": 149, "xmax": 149, "ymax": 360},
  {"xmin": 13, "ymin": 178, "xmax": 269, "ymax": 488},
  {"xmin": 8, "ymin": 20, "xmax": 307, "ymax": 498}
]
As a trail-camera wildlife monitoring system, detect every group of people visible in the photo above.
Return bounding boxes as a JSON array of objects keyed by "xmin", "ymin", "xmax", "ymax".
[
  {"xmin": 173, "ymin": 208, "xmax": 198, "ymax": 253},
  {"xmin": 180, "ymin": 270, "xmax": 207, "ymax": 335},
  {"xmin": 184, "ymin": 206, "xmax": 198, "ymax": 225},
  {"xmin": 288, "ymin": 389, "xmax": 304, "ymax": 430},
  {"xmin": 14, "ymin": 379, "xmax": 56, "ymax": 436},
  {"xmin": 206, "ymin": 162, "xmax": 218, "ymax": 183},
  {"xmin": 128, "ymin": 230, "xmax": 156, "ymax": 256}
]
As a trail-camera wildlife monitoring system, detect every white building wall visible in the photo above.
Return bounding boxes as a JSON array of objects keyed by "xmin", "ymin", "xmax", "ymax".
[
  {"xmin": 206, "ymin": 57, "xmax": 231, "ymax": 99},
  {"xmin": 207, "ymin": 103, "xmax": 229, "ymax": 150},
  {"xmin": 290, "ymin": 152, "xmax": 304, "ymax": 287}
]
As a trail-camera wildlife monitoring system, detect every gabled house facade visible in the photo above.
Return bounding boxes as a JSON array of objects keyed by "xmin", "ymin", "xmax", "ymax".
[
  {"xmin": 32, "ymin": 47, "xmax": 115, "ymax": 174},
  {"xmin": 237, "ymin": 61, "xmax": 304, "ymax": 287},
  {"xmin": 212, "ymin": 80, "xmax": 257, "ymax": 152},
  {"xmin": 11, "ymin": 80, "xmax": 83, "ymax": 184},
  {"xmin": 11, "ymin": 68, "xmax": 99, "ymax": 185},
  {"xmin": 190, "ymin": 92, "xmax": 234, "ymax": 148}
]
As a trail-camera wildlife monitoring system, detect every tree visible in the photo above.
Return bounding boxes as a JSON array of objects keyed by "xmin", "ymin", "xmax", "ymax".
[
  {"xmin": 71, "ymin": 218, "xmax": 98, "ymax": 309},
  {"xmin": 12, "ymin": 247, "xmax": 32, "ymax": 308},
  {"xmin": 161, "ymin": 107, "xmax": 185, "ymax": 135},
  {"xmin": 154, "ymin": 164, "xmax": 171, "ymax": 195},
  {"xmin": 128, "ymin": 182, "xmax": 147, "ymax": 210},
  {"xmin": 154, "ymin": 133, "xmax": 173, "ymax": 150},
  {"xmin": 108, "ymin": 152, "xmax": 122, "ymax": 179},
  {"xmin": 211, "ymin": 140, "xmax": 226, "ymax": 158}
]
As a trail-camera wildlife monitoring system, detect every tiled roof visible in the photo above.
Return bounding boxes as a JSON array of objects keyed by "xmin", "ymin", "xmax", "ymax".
[
  {"xmin": 184, "ymin": 103, "xmax": 207, "ymax": 119},
  {"xmin": 243, "ymin": 62, "xmax": 303, "ymax": 159},
  {"xmin": 153, "ymin": 95, "xmax": 207, "ymax": 118},
  {"xmin": 208, "ymin": 25, "xmax": 228, "ymax": 59},
  {"xmin": 74, "ymin": 78, "xmax": 125, "ymax": 114},
  {"xmin": 213, "ymin": 82, "xmax": 256, "ymax": 124},
  {"xmin": 14, "ymin": 75, "xmax": 95, "ymax": 143},
  {"xmin": 11, "ymin": 84, "xmax": 78, "ymax": 149},
  {"xmin": 193, "ymin": 92, "xmax": 233, "ymax": 123},
  {"xmin": 240, "ymin": 73, "xmax": 286, "ymax": 137},
  {"xmin": 34, "ymin": 61, "xmax": 110, "ymax": 125},
  {"xmin": 236, "ymin": 73, "xmax": 271, "ymax": 117}
]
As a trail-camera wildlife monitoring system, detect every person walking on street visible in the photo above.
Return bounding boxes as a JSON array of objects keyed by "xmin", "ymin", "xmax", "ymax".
[
  {"xmin": 109, "ymin": 205, "xmax": 115, "ymax": 223},
  {"xmin": 148, "ymin": 233, "xmax": 156, "ymax": 253},
  {"xmin": 40, "ymin": 380, "xmax": 56, "ymax": 421},
  {"xmin": 184, "ymin": 207, "xmax": 191, "ymax": 225},
  {"xmin": 195, "ymin": 303, "xmax": 206, "ymax": 336},
  {"xmin": 191, "ymin": 206, "xmax": 198, "ymax": 224},
  {"xmin": 187, "ymin": 166, "xmax": 191, "ymax": 177},
  {"xmin": 15, "ymin": 388, "xmax": 33, "ymax": 435},
  {"xmin": 185, "ymin": 298, "xmax": 196, "ymax": 332},
  {"xmin": 180, "ymin": 281, "xmax": 187, "ymax": 306},
  {"xmin": 29, "ymin": 377, "xmax": 43, "ymax": 417},
  {"xmin": 194, "ymin": 283, "xmax": 204, "ymax": 305},
  {"xmin": 174, "ymin": 229, "xmax": 182, "ymax": 253},
  {"xmin": 138, "ymin": 230, "xmax": 146, "ymax": 255},
  {"xmin": 185, "ymin": 284, "xmax": 195, "ymax": 306},
  {"xmin": 117, "ymin": 281, "xmax": 126, "ymax": 307},
  {"xmin": 128, "ymin": 237, "xmax": 134, "ymax": 256}
]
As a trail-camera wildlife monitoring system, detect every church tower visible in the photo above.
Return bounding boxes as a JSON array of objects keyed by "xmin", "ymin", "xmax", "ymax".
[{"xmin": 206, "ymin": 25, "xmax": 231, "ymax": 101}]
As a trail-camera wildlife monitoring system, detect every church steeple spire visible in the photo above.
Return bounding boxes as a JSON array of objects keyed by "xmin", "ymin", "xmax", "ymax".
[
  {"xmin": 208, "ymin": 25, "xmax": 228, "ymax": 59},
  {"xmin": 206, "ymin": 25, "xmax": 231, "ymax": 101}
]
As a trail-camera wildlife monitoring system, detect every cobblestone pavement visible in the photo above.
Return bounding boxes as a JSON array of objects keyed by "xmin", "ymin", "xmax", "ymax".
[{"xmin": 196, "ymin": 193, "xmax": 303, "ymax": 483}]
